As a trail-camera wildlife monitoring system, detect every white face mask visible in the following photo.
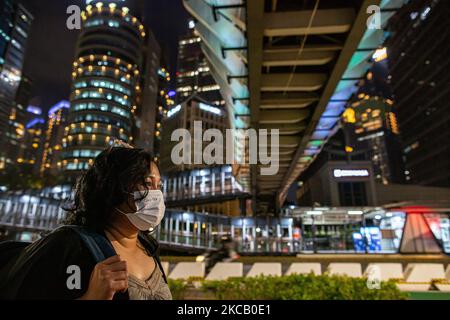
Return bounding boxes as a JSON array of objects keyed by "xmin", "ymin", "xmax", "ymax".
[{"xmin": 117, "ymin": 190, "xmax": 166, "ymax": 231}]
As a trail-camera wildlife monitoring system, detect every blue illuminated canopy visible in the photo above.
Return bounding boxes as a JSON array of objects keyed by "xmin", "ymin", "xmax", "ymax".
[
  {"xmin": 26, "ymin": 105, "xmax": 42, "ymax": 115},
  {"xmin": 167, "ymin": 104, "xmax": 181, "ymax": 118},
  {"xmin": 48, "ymin": 100, "xmax": 70, "ymax": 116},
  {"xmin": 199, "ymin": 102, "xmax": 221, "ymax": 116},
  {"xmin": 26, "ymin": 118, "xmax": 45, "ymax": 129}
]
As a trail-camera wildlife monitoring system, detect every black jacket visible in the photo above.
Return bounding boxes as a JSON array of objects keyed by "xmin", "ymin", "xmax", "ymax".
[{"xmin": 2, "ymin": 226, "xmax": 167, "ymax": 300}]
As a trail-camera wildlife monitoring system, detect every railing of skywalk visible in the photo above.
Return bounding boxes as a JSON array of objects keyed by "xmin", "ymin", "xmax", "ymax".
[
  {"xmin": 0, "ymin": 194, "xmax": 304, "ymax": 253},
  {"xmin": 0, "ymin": 195, "xmax": 220, "ymax": 249},
  {"xmin": 0, "ymin": 197, "xmax": 295, "ymax": 252},
  {"xmin": 0, "ymin": 198, "xmax": 65, "ymax": 231},
  {"xmin": 3, "ymin": 194, "xmax": 416, "ymax": 254}
]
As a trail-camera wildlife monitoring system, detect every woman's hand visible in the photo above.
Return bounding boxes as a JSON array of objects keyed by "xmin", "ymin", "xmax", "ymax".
[{"xmin": 79, "ymin": 255, "xmax": 128, "ymax": 300}]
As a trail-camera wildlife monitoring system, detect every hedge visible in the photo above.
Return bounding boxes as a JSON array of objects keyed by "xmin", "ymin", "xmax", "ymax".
[
  {"xmin": 202, "ymin": 274, "xmax": 408, "ymax": 300},
  {"xmin": 168, "ymin": 279, "xmax": 188, "ymax": 300},
  {"xmin": 168, "ymin": 274, "xmax": 408, "ymax": 300}
]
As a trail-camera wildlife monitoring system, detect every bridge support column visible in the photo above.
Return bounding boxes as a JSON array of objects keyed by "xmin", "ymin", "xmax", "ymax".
[
  {"xmin": 276, "ymin": 224, "xmax": 281, "ymax": 252},
  {"xmin": 196, "ymin": 221, "xmax": 201, "ymax": 247},
  {"xmin": 182, "ymin": 175, "xmax": 187, "ymax": 198},
  {"xmin": 221, "ymin": 172, "xmax": 225, "ymax": 195},
  {"xmin": 173, "ymin": 178, "xmax": 178, "ymax": 201},
  {"xmin": 168, "ymin": 218, "xmax": 173, "ymax": 243},
  {"xmin": 242, "ymin": 223, "xmax": 247, "ymax": 252},
  {"xmin": 288, "ymin": 224, "xmax": 293, "ymax": 253},
  {"xmin": 164, "ymin": 217, "xmax": 169, "ymax": 242},
  {"xmin": 208, "ymin": 223, "xmax": 212, "ymax": 248},
  {"xmin": 175, "ymin": 219, "xmax": 180, "ymax": 244},
  {"xmin": 252, "ymin": 226, "xmax": 256, "ymax": 251},
  {"xmin": 185, "ymin": 219, "xmax": 190, "ymax": 245}
]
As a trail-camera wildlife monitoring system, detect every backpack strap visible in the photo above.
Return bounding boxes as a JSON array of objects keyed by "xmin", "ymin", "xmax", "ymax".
[
  {"xmin": 0, "ymin": 226, "xmax": 119, "ymax": 300},
  {"xmin": 138, "ymin": 232, "xmax": 168, "ymax": 284},
  {"xmin": 61, "ymin": 226, "xmax": 116, "ymax": 263},
  {"xmin": 154, "ymin": 254, "xmax": 168, "ymax": 284}
]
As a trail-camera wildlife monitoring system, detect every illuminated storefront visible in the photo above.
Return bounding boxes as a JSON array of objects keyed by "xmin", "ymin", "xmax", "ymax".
[
  {"xmin": 2, "ymin": 187, "xmax": 449, "ymax": 254},
  {"xmin": 365, "ymin": 206, "xmax": 450, "ymax": 254},
  {"xmin": 298, "ymin": 160, "xmax": 377, "ymax": 207}
]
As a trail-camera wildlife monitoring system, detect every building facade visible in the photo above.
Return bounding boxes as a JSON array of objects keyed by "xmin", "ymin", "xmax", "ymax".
[
  {"xmin": 386, "ymin": 0, "xmax": 449, "ymax": 187},
  {"xmin": 153, "ymin": 65, "xmax": 172, "ymax": 161},
  {"xmin": 176, "ymin": 21, "xmax": 223, "ymax": 106},
  {"xmin": 297, "ymin": 156, "xmax": 450, "ymax": 208},
  {"xmin": 160, "ymin": 95, "xmax": 229, "ymax": 174},
  {"xmin": 342, "ymin": 96, "xmax": 404, "ymax": 184},
  {"xmin": 160, "ymin": 95, "xmax": 250, "ymax": 216},
  {"xmin": 41, "ymin": 101, "xmax": 70, "ymax": 177},
  {"xmin": 19, "ymin": 107, "xmax": 45, "ymax": 176},
  {"xmin": 63, "ymin": 1, "xmax": 145, "ymax": 174},
  {"xmin": 134, "ymin": 29, "xmax": 171, "ymax": 160},
  {"xmin": 0, "ymin": 1, "xmax": 33, "ymax": 169}
]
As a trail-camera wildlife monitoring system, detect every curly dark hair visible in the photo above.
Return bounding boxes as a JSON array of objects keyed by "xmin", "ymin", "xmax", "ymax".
[{"xmin": 64, "ymin": 147, "xmax": 154, "ymax": 231}]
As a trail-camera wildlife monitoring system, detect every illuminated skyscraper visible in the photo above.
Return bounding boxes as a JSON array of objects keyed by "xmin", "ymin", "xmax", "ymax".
[
  {"xmin": 41, "ymin": 101, "xmax": 70, "ymax": 176},
  {"xmin": 20, "ymin": 106, "xmax": 45, "ymax": 175},
  {"xmin": 151, "ymin": 62, "xmax": 172, "ymax": 161},
  {"xmin": 336, "ymin": 48, "xmax": 405, "ymax": 185},
  {"xmin": 160, "ymin": 95, "xmax": 250, "ymax": 216},
  {"xmin": 164, "ymin": 19, "xmax": 250, "ymax": 215},
  {"xmin": 386, "ymin": 0, "xmax": 449, "ymax": 187},
  {"xmin": 63, "ymin": 1, "xmax": 145, "ymax": 173},
  {"xmin": 160, "ymin": 95, "xmax": 229, "ymax": 174},
  {"xmin": 134, "ymin": 29, "xmax": 171, "ymax": 160},
  {"xmin": 0, "ymin": 1, "xmax": 33, "ymax": 169},
  {"xmin": 342, "ymin": 95, "xmax": 404, "ymax": 185},
  {"xmin": 11, "ymin": 74, "xmax": 33, "ymax": 166},
  {"xmin": 176, "ymin": 20, "xmax": 224, "ymax": 106}
]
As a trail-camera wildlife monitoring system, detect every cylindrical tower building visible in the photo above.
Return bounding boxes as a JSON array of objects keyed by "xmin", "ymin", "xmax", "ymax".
[{"xmin": 62, "ymin": 1, "xmax": 145, "ymax": 173}]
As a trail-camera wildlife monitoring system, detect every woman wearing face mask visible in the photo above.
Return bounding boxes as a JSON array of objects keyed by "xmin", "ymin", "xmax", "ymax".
[{"xmin": 4, "ymin": 146, "xmax": 172, "ymax": 300}]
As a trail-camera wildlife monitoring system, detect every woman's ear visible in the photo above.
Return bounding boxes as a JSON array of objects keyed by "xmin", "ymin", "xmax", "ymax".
[
  {"xmin": 117, "ymin": 193, "xmax": 137, "ymax": 214},
  {"xmin": 126, "ymin": 193, "xmax": 137, "ymax": 212}
]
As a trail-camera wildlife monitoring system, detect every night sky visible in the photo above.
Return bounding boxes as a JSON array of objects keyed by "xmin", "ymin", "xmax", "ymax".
[{"xmin": 17, "ymin": 0, "xmax": 190, "ymax": 110}]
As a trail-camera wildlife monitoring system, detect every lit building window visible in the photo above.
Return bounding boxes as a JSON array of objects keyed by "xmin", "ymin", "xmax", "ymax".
[
  {"xmin": 198, "ymin": 84, "xmax": 220, "ymax": 92},
  {"xmin": 179, "ymin": 37, "xmax": 201, "ymax": 45},
  {"xmin": 342, "ymin": 108, "xmax": 356, "ymax": 123},
  {"xmin": 372, "ymin": 47, "xmax": 388, "ymax": 62},
  {"xmin": 177, "ymin": 86, "xmax": 193, "ymax": 93}
]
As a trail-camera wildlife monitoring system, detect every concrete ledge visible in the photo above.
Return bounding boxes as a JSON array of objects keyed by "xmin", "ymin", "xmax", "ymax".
[
  {"xmin": 285, "ymin": 263, "xmax": 322, "ymax": 275},
  {"xmin": 206, "ymin": 262, "xmax": 244, "ymax": 281},
  {"xmin": 169, "ymin": 262, "xmax": 205, "ymax": 280},
  {"xmin": 397, "ymin": 283, "xmax": 431, "ymax": 292},
  {"xmin": 163, "ymin": 254, "xmax": 450, "ymax": 263},
  {"xmin": 246, "ymin": 263, "xmax": 282, "ymax": 277}
]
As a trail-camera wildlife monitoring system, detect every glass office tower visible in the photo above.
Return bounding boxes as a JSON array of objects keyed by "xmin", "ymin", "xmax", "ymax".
[{"xmin": 63, "ymin": 1, "xmax": 145, "ymax": 173}]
